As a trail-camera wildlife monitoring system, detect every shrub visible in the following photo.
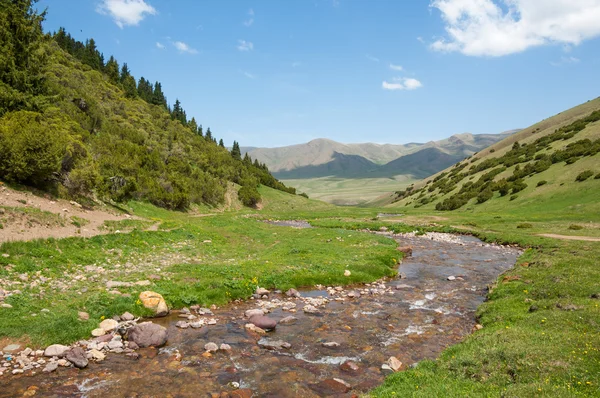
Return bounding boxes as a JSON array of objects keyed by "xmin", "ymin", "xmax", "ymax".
[
  {"xmin": 476, "ymin": 189, "xmax": 493, "ymax": 204},
  {"xmin": 238, "ymin": 185, "xmax": 261, "ymax": 207},
  {"xmin": 576, "ymin": 170, "xmax": 594, "ymax": 182},
  {"xmin": 299, "ymin": 192, "xmax": 309, "ymax": 199},
  {"xmin": 510, "ymin": 195, "xmax": 518, "ymax": 201},
  {"xmin": 595, "ymin": 173, "xmax": 600, "ymax": 180},
  {"xmin": 568, "ymin": 224, "xmax": 583, "ymax": 230},
  {"xmin": 536, "ymin": 180, "xmax": 547, "ymax": 187},
  {"xmin": 517, "ymin": 223, "xmax": 533, "ymax": 229}
]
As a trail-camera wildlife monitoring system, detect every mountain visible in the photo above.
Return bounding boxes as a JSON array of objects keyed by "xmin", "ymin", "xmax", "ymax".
[
  {"xmin": 374, "ymin": 97, "xmax": 600, "ymax": 211},
  {"xmin": 245, "ymin": 132, "xmax": 516, "ymax": 180}
]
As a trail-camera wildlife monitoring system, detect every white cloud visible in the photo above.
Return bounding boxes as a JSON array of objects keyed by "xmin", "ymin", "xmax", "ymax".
[
  {"xmin": 244, "ymin": 8, "xmax": 254, "ymax": 26},
  {"xmin": 243, "ymin": 71, "xmax": 257, "ymax": 79},
  {"xmin": 156, "ymin": 42, "xmax": 165, "ymax": 49},
  {"xmin": 550, "ymin": 55, "xmax": 581, "ymax": 66},
  {"xmin": 174, "ymin": 41, "xmax": 198, "ymax": 54},
  {"xmin": 430, "ymin": 0, "xmax": 600, "ymax": 57},
  {"xmin": 382, "ymin": 77, "xmax": 423, "ymax": 91},
  {"xmin": 389, "ymin": 63, "xmax": 403, "ymax": 71},
  {"xmin": 237, "ymin": 40, "xmax": 254, "ymax": 51},
  {"xmin": 365, "ymin": 54, "xmax": 380, "ymax": 62},
  {"xmin": 96, "ymin": 0, "xmax": 157, "ymax": 28}
]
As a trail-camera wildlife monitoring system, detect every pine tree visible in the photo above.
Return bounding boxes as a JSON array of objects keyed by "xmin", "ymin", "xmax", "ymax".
[
  {"xmin": 137, "ymin": 77, "xmax": 153, "ymax": 102},
  {"xmin": 83, "ymin": 38, "xmax": 101, "ymax": 70},
  {"xmin": 243, "ymin": 153, "xmax": 252, "ymax": 165},
  {"xmin": 105, "ymin": 56, "xmax": 119, "ymax": 84},
  {"xmin": 219, "ymin": 139, "xmax": 225, "ymax": 148},
  {"xmin": 231, "ymin": 141, "xmax": 242, "ymax": 160},
  {"xmin": 205, "ymin": 128, "xmax": 213, "ymax": 142},
  {"xmin": 151, "ymin": 82, "xmax": 167, "ymax": 108},
  {"xmin": 197, "ymin": 124, "xmax": 203, "ymax": 137},
  {"xmin": 120, "ymin": 63, "xmax": 131, "ymax": 84},
  {"xmin": 171, "ymin": 99, "xmax": 186, "ymax": 124},
  {"xmin": 123, "ymin": 75, "xmax": 137, "ymax": 98},
  {"xmin": 188, "ymin": 117, "xmax": 198, "ymax": 134}
]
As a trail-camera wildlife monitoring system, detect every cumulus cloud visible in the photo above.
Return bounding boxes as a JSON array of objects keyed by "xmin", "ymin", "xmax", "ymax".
[
  {"xmin": 174, "ymin": 41, "xmax": 198, "ymax": 54},
  {"xmin": 389, "ymin": 63, "xmax": 403, "ymax": 71},
  {"xmin": 237, "ymin": 40, "xmax": 254, "ymax": 51},
  {"xmin": 96, "ymin": 0, "xmax": 157, "ymax": 28},
  {"xmin": 550, "ymin": 56, "xmax": 581, "ymax": 66},
  {"xmin": 430, "ymin": 0, "xmax": 600, "ymax": 57},
  {"xmin": 382, "ymin": 77, "xmax": 423, "ymax": 91},
  {"xmin": 156, "ymin": 42, "xmax": 165, "ymax": 49}
]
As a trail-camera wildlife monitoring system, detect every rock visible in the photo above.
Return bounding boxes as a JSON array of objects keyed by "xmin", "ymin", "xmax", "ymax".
[
  {"xmin": 120, "ymin": 312, "xmax": 135, "ymax": 321},
  {"xmin": 397, "ymin": 246, "xmax": 413, "ymax": 256},
  {"xmin": 278, "ymin": 316, "xmax": 298, "ymax": 325},
  {"xmin": 1, "ymin": 303, "xmax": 13, "ymax": 308},
  {"xmin": 12, "ymin": 369, "xmax": 24, "ymax": 375},
  {"xmin": 473, "ymin": 324, "xmax": 484, "ymax": 331},
  {"xmin": 248, "ymin": 315, "xmax": 277, "ymax": 330},
  {"xmin": 347, "ymin": 291, "xmax": 361, "ymax": 298},
  {"xmin": 135, "ymin": 280, "xmax": 151, "ymax": 286},
  {"xmin": 447, "ymin": 276, "xmax": 456, "ymax": 281},
  {"xmin": 78, "ymin": 311, "xmax": 89, "ymax": 321},
  {"xmin": 258, "ymin": 339, "xmax": 291, "ymax": 350},
  {"xmin": 89, "ymin": 349, "xmax": 105, "ymax": 361},
  {"xmin": 219, "ymin": 344, "xmax": 232, "ymax": 351},
  {"xmin": 3, "ymin": 344, "xmax": 21, "ymax": 354},
  {"xmin": 44, "ymin": 344, "xmax": 69, "ymax": 358},
  {"xmin": 91, "ymin": 328, "xmax": 106, "ymax": 337},
  {"xmin": 303, "ymin": 305, "xmax": 319, "ymax": 314},
  {"xmin": 387, "ymin": 356, "xmax": 402, "ymax": 372},
  {"xmin": 65, "ymin": 347, "xmax": 88, "ymax": 368},
  {"xmin": 255, "ymin": 287, "xmax": 270, "ymax": 296},
  {"xmin": 244, "ymin": 309, "xmax": 265, "ymax": 318},
  {"xmin": 340, "ymin": 360, "xmax": 360, "ymax": 373},
  {"xmin": 190, "ymin": 321, "xmax": 204, "ymax": 328},
  {"xmin": 245, "ymin": 323, "xmax": 266, "ymax": 335},
  {"xmin": 344, "ymin": 270, "xmax": 351, "ymax": 277},
  {"xmin": 322, "ymin": 341, "xmax": 340, "ymax": 348},
  {"xmin": 99, "ymin": 319, "xmax": 119, "ymax": 332},
  {"xmin": 204, "ymin": 342, "xmax": 218, "ymax": 352},
  {"xmin": 127, "ymin": 322, "xmax": 167, "ymax": 348},
  {"xmin": 311, "ymin": 378, "xmax": 351, "ymax": 394},
  {"xmin": 127, "ymin": 341, "xmax": 139, "ymax": 350},
  {"xmin": 230, "ymin": 389, "xmax": 253, "ymax": 398},
  {"xmin": 43, "ymin": 362, "xmax": 59, "ymax": 373},
  {"xmin": 139, "ymin": 291, "xmax": 169, "ymax": 317},
  {"xmin": 108, "ymin": 340, "xmax": 124, "ymax": 350},
  {"xmin": 106, "ymin": 281, "xmax": 132, "ymax": 289},
  {"xmin": 175, "ymin": 321, "xmax": 190, "ymax": 329},
  {"xmin": 285, "ymin": 288, "xmax": 301, "ymax": 298}
]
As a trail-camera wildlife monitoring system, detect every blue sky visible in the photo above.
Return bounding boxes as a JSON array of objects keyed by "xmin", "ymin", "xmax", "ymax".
[{"xmin": 37, "ymin": 0, "xmax": 600, "ymax": 147}]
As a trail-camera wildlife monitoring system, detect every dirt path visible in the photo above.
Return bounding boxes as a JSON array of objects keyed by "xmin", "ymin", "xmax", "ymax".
[
  {"xmin": 0, "ymin": 185, "xmax": 135, "ymax": 243},
  {"xmin": 537, "ymin": 234, "xmax": 600, "ymax": 242}
]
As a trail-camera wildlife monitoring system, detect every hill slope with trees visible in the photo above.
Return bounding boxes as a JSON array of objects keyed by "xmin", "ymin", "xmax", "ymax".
[{"xmin": 0, "ymin": 0, "xmax": 294, "ymax": 210}]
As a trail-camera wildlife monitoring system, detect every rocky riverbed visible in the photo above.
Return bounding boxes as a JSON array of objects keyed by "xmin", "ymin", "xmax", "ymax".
[{"xmin": 0, "ymin": 232, "xmax": 520, "ymax": 397}]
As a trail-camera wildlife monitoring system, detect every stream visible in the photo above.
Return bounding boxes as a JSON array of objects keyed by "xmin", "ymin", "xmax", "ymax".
[{"xmin": 0, "ymin": 231, "xmax": 520, "ymax": 397}]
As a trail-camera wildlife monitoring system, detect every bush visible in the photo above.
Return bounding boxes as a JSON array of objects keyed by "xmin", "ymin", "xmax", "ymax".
[
  {"xmin": 517, "ymin": 223, "xmax": 533, "ymax": 229},
  {"xmin": 299, "ymin": 192, "xmax": 309, "ymax": 199},
  {"xmin": 510, "ymin": 195, "xmax": 518, "ymax": 201},
  {"xmin": 536, "ymin": 180, "xmax": 547, "ymax": 187},
  {"xmin": 476, "ymin": 189, "xmax": 493, "ymax": 204},
  {"xmin": 568, "ymin": 224, "xmax": 583, "ymax": 230},
  {"xmin": 595, "ymin": 173, "xmax": 600, "ymax": 180},
  {"xmin": 238, "ymin": 185, "xmax": 261, "ymax": 207},
  {"xmin": 576, "ymin": 170, "xmax": 594, "ymax": 182}
]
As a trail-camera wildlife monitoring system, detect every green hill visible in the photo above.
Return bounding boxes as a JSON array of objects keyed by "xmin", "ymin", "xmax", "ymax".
[
  {"xmin": 0, "ymin": 1, "xmax": 293, "ymax": 210},
  {"xmin": 379, "ymin": 97, "xmax": 600, "ymax": 216}
]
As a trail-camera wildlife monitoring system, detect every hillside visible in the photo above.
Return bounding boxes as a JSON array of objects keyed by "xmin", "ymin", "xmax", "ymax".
[
  {"xmin": 379, "ymin": 97, "xmax": 600, "ymax": 214},
  {"xmin": 246, "ymin": 132, "xmax": 515, "ymax": 180},
  {"xmin": 0, "ymin": 2, "xmax": 292, "ymax": 210}
]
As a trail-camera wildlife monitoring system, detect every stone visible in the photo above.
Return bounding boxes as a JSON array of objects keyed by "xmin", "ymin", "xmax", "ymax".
[
  {"xmin": 322, "ymin": 341, "xmax": 340, "ymax": 348},
  {"xmin": 175, "ymin": 321, "xmax": 189, "ymax": 329},
  {"xmin": 99, "ymin": 319, "xmax": 119, "ymax": 332},
  {"xmin": 108, "ymin": 340, "xmax": 124, "ymax": 350},
  {"xmin": 347, "ymin": 291, "xmax": 361, "ymax": 298},
  {"xmin": 397, "ymin": 246, "xmax": 413, "ymax": 256},
  {"xmin": 3, "ymin": 344, "xmax": 21, "ymax": 354},
  {"xmin": 1, "ymin": 303, "xmax": 13, "ymax": 308},
  {"xmin": 127, "ymin": 322, "xmax": 167, "ymax": 348},
  {"xmin": 387, "ymin": 356, "xmax": 402, "ymax": 372},
  {"xmin": 340, "ymin": 360, "xmax": 360, "ymax": 373},
  {"xmin": 248, "ymin": 315, "xmax": 277, "ymax": 330},
  {"xmin": 89, "ymin": 349, "xmax": 105, "ymax": 361},
  {"xmin": 255, "ymin": 287, "xmax": 270, "ymax": 296},
  {"xmin": 91, "ymin": 328, "xmax": 106, "ymax": 337},
  {"xmin": 303, "ymin": 305, "xmax": 319, "ymax": 314},
  {"xmin": 285, "ymin": 288, "xmax": 301, "ymax": 298},
  {"xmin": 219, "ymin": 343, "xmax": 232, "ymax": 351},
  {"xmin": 78, "ymin": 311, "xmax": 89, "ymax": 321},
  {"xmin": 120, "ymin": 312, "xmax": 135, "ymax": 321},
  {"xmin": 344, "ymin": 270, "xmax": 351, "ymax": 277},
  {"xmin": 278, "ymin": 316, "xmax": 298, "ymax": 325},
  {"xmin": 204, "ymin": 342, "xmax": 218, "ymax": 352},
  {"xmin": 447, "ymin": 276, "xmax": 456, "ymax": 281},
  {"xmin": 245, "ymin": 323, "xmax": 266, "ymax": 335},
  {"xmin": 311, "ymin": 378, "xmax": 351, "ymax": 394},
  {"xmin": 65, "ymin": 347, "xmax": 88, "ymax": 368},
  {"xmin": 230, "ymin": 389, "xmax": 253, "ymax": 398},
  {"xmin": 190, "ymin": 321, "xmax": 204, "ymax": 328},
  {"xmin": 43, "ymin": 362, "xmax": 59, "ymax": 373},
  {"xmin": 244, "ymin": 308, "xmax": 265, "ymax": 318},
  {"xmin": 127, "ymin": 341, "xmax": 139, "ymax": 350},
  {"xmin": 139, "ymin": 291, "xmax": 169, "ymax": 317},
  {"xmin": 44, "ymin": 344, "xmax": 69, "ymax": 358},
  {"xmin": 258, "ymin": 339, "xmax": 291, "ymax": 350}
]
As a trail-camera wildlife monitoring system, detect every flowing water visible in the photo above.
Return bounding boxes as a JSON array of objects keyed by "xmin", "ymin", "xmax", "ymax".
[{"xmin": 0, "ymin": 232, "xmax": 520, "ymax": 397}]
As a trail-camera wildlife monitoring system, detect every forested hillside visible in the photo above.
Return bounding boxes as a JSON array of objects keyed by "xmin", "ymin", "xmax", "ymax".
[{"xmin": 0, "ymin": 0, "xmax": 294, "ymax": 209}]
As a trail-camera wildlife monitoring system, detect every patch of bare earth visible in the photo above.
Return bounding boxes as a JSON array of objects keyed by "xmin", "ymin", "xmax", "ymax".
[
  {"xmin": 537, "ymin": 234, "xmax": 600, "ymax": 242},
  {"xmin": 0, "ymin": 185, "xmax": 137, "ymax": 243}
]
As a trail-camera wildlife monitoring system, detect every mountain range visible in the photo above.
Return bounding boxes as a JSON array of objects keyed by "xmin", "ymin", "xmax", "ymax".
[{"xmin": 243, "ymin": 131, "xmax": 518, "ymax": 180}]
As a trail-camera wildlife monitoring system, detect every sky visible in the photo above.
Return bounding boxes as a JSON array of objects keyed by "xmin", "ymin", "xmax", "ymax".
[{"xmin": 37, "ymin": 0, "xmax": 600, "ymax": 148}]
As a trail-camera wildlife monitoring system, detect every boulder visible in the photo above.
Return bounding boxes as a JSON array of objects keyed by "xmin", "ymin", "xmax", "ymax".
[
  {"xmin": 139, "ymin": 291, "xmax": 169, "ymax": 317},
  {"xmin": 99, "ymin": 319, "xmax": 119, "ymax": 332},
  {"xmin": 248, "ymin": 315, "xmax": 277, "ymax": 330},
  {"xmin": 127, "ymin": 322, "xmax": 167, "ymax": 348},
  {"xmin": 44, "ymin": 344, "xmax": 70, "ymax": 358},
  {"xmin": 65, "ymin": 347, "xmax": 88, "ymax": 368}
]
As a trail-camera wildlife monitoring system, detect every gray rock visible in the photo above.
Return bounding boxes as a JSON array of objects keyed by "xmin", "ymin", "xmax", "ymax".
[
  {"xmin": 108, "ymin": 340, "xmax": 124, "ymax": 350},
  {"xmin": 65, "ymin": 347, "xmax": 88, "ymax": 368},
  {"xmin": 278, "ymin": 316, "xmax": 298, "ymax": 325},
  {"xmin": 285, "ymin": 288, "xmax": 301, "ymax": 298},
  {"xmin": 2, "ymin": 344, "xmax": 21, "ymax": 354},
  {"xmin": 43, "ymin": 362, "xmax": 59, "ymax": 373},
  {"xmin": 258, "ymin": 339, "xmax": 291, "ymax": 350},
  {"xmin": 248, "ymin": 315, "xmax": 277, "ymax": 330},
  {"xmin": 245, "ymin": 308, "xmax": 264, "ymax": 318},
  {"xmin": 219, "ymin": 343, "xmax": 232, "ymax": 351},
  {"xmin": 120, "ymin": 312, "xmax": 135, "ymax": 321},
  {"xmin": 256, "ymin": 287, "xmax": 270, "ymax": 296},
  {"xmin": 175, "ymin": 321, "xmax": 189, "ymax": 329},
  {"xmin": 204, "ymin": 342, "xmax": 218, "ymax": 352},
  {"xmin": 127, "ymin": 322, "xmax": 167, "ymax": 348},
  {"xmin": 322, "ymin": 341, "xmax": 340, "ymax": 348},
  {"xmin": 44, "ymin": 344, "xmax": 69, "ymax": 357}
]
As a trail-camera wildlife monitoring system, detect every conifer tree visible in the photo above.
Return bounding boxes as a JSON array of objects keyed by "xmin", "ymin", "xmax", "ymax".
[
  {"xmin": 219, "ymin": 139, "xmax": 225, "ymax": 148},
  {"xmin": 105, "ymin": 56, "xmax": 119, "ymax": 84},
  {"xmin": 119, "ymin": 63, "xmax": 131, "ymax": 83},
  {"xmin": 151, "ymin": 82, "xmax": 167, "ymax": 108},
  {"xmin": 231, "ymin": 141, "xmax": 242, "ymax": 160}
]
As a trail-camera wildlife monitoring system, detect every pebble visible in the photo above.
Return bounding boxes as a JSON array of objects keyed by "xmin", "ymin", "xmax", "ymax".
[
  {"xmin": 322, "ymin": 342, "xmax": 340, "ymax": 348},
  {"xmin": 175, "ymin": 321, "xmax": 189, "ymax": 329},
  {"xmin": 278, "ymin": 316, "xmax": 298, "ymax": 325},
  {"xmin": 204, "ymin": 343, "xmax": 218, "ymax": 353}
]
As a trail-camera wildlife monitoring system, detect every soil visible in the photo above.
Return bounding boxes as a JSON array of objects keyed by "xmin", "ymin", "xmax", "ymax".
[{"xmin": 537, "ymin": 234, "xmax": 600, "ymax": 242}]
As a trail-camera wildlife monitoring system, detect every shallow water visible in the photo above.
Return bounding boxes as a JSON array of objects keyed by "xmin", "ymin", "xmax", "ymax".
[{"xmin": 0, "ymin": 233, "xmax": 520, "ymax": 397}]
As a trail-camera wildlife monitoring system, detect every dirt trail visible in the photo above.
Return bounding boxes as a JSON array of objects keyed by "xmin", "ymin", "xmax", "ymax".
[
  {"xmin": 537, "ymin": 234, "xmax": 600, "ymax": 242},
  {"xmin": 0, "ymin": 185, "xmax": 135, "ymax": 243}
]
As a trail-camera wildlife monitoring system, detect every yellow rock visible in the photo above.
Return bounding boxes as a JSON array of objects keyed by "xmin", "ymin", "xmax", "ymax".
[{"xmin": 139, "ymin": 291, "xmax": 169, "ymax": 317}]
